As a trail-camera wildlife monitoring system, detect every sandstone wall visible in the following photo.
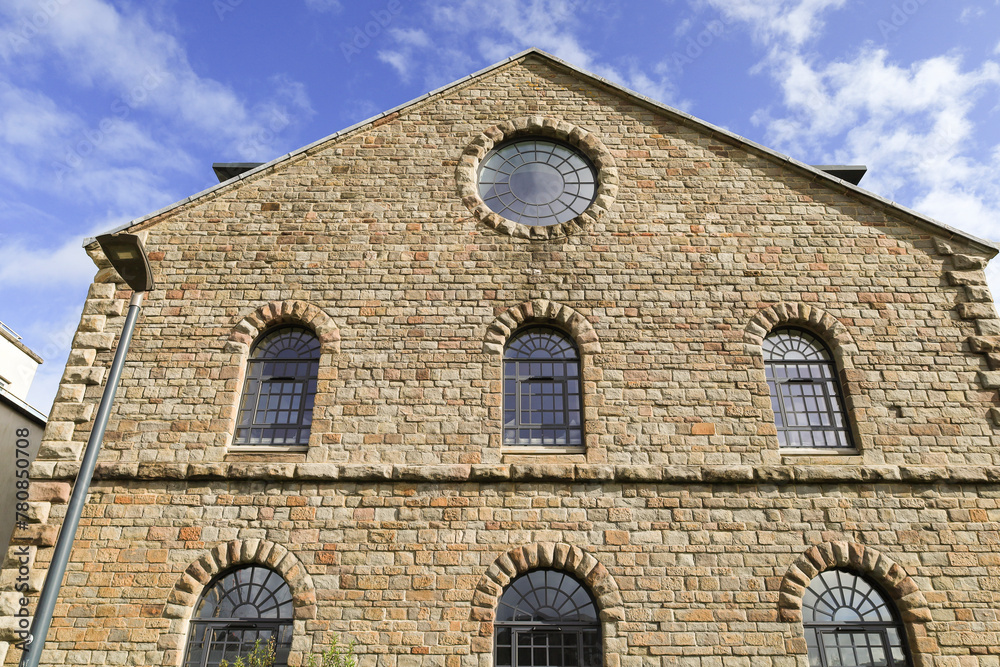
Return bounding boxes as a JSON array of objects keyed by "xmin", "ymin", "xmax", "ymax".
[{"xmin": 6, "ymin": 53, "xmax": 1000, "ymax": 666}]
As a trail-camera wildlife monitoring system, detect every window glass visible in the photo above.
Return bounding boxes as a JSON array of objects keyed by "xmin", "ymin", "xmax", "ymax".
[
  {"xmin": 479, "ymin": 140, "xmax": 597, "ymax": 227},
  {"xmin": 184, "ymin": 566, "xmax": 293, "ymax": 667},
  {"xmin": 764, "ymin": 328, "xmax": 852, "ymax": 448},
  {"xmin": 803, "ymin": 570, "xmax": 911, "ymax": 667},
  {"xmin": 235, "ymin": 326, "xmax": 319, "ymax": 446},
  {"xmin": 504, "ymin": 328, "xmax": 582, "ymax": 446},
  {"xmin": 495, "ymin": 570, "xmax": 601, "ymax": 667}
]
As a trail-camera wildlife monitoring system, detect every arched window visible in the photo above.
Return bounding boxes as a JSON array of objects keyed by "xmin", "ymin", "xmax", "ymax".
[
  {"xmin": 504, "ymin": 327, "xmax": 582, "ymax": 447},
  {"xmin": 764, "ymin": 328, "xmax": 852, "ymax": 448},
  {"xmin": 495, "ymin": 569, "xmax": 601, "ymax": 667},
  {"xmin": 235, "ymin": 326, "xmax": 319, "ymax": 446},
  {"xmin": 183, "ymin": 566, "xmax": 294, "ymax": 667},
  {"xmin": 803, "ymin": 570, "xmax": 911, "ymax": 667}
]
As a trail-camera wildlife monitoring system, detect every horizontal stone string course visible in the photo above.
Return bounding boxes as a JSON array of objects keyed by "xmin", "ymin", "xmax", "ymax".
[{"xmin": 26, "ymin": 461, "xmax": 1000, "ymax": 483}]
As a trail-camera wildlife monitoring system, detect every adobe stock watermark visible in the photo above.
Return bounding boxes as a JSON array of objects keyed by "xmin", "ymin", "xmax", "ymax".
[
  {"xmin": 668, "ymin": 18, "xmax": 730, "ymax": 74},
  {"xmin": 53, "ymin": 68, "xmax": 164, "ymax": 182},
  {"xmin": 11, "ymin": 424, "xmax": 33, "ymax": 649},
  {"xmin": 237, "ymin": 108, "xmax": 291, "ymax": 160},
  {"xmin": 33, "ymin": 319, "xmax": 78, "ymax": 364},
  {"xmin": 877, "ymin": 0, "xmax": 930, "ymax": 39},
  {"xmin": 340, "ymin": 0, "xmax": 403, "ymax": 62},
  {"xmin": 4, "ymin": 0, "xmax": 73, "ymax": 54},
  {"xmin": 213, "ymin": 0, "xmax": 245, "ymax": 20}
]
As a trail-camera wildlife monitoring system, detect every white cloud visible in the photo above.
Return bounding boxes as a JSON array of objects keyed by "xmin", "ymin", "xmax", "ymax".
[
  {"xmin": 701, "ymin": 0, "xmax": 846, "ymax": 46},
  {"xmin": 378, "ymin": 50, "xmax": 412, "ymax": 80},
  {"xmin": 24, "ymin": 302, "xmax": 89, "ymax": 417},
  {"xmin": 712, "ymin": 0, "xmax": 1000, "ymax": 305},
  {"xmin": 0, "ymin": 0, "xmax": 313, "ymax": 160},
  {"xmin": 379, "ymin": 0, "xmax": 684, "ymax": 105},
  {"xmin": 0, "ymin": 77, "xmax": 186, "ymax": 211},
  {"xmin": 0, "ymin": 0, "xmax": 318, "ymax": 417},
  {"xmin": 0, "ymin": 220, "xmax": 109, "ymax": 289},
  {"xmin": 674, "ymin": 17, "xmax": 695, "ymax": 38},
  {"xmin": 390, "ymin": 28, "xmax": 431, "ymax": 48},
  {"xmin": 757, "ymin": 49, "xmax": 1000, "ymax": 243},
  {"xmin": 758, "ymin": 50, "xmax": 1000, "ymax": 157},
  {"xmin": 959, "ymin": 6, "xmax": 986, "ymax": 22},
  {"xmin": 0, "ymin": 82, "xmax": 77, "ymax": 148}
]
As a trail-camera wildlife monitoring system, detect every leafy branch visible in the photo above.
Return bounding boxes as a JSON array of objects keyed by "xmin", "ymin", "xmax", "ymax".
[{"xmin": 216, "ymin": 635, "xmax": 356, "ymax": 667}]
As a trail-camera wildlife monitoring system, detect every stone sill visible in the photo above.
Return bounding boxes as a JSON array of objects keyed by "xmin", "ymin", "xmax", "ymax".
[
  {"xmin": 502, "ymin": 446, "xmax": 587, "ymax": 456},
  {"xmin": 226, "ymin": 445, "xmax": 309, "ymax": 463},
  {"xmin": 27, "ymin": 461, "xmax": 1000, "ymax": 485},
  {"xmin": 228, "ymin": 445, "xmax": 309, "ymax": 453},
  {"xmin": 780, "ymin": 448, "xmax": 862, "ymax": 466}
]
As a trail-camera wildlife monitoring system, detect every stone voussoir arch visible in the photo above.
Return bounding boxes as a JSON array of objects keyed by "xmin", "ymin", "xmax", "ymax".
[
  {"xmin": 456, "ymin": 115, "xmax": 619, "ymax": 240},
  {"xmin": 470, "ymin": 543, "xmax": 625, "ymax": 627},
  {"xmin": 160, "ymin": 540, "xmax": 317, "ymax": 667},
  {"xmin": 777, "ymin": 541, "xmax": 931, "ymax": 626},
  {"xmin": 483, "ymin": 299, "xmax": 601, "ymax": 356},
  {"xmin": 227, "ymin": 299, "xmax": 340, "ymax": 354},
  {"xmin": 163, "ymin": 539, "xmax": 317, "ymax": 622},
  {"xmin": 744, "ymin": 301, "xmax": 857, "ymax": 371}
]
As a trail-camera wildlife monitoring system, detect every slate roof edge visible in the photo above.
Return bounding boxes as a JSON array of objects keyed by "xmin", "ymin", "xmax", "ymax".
[{"xmin": 83, "ymin": 47, "xmax": 1000, "ymax": 255}]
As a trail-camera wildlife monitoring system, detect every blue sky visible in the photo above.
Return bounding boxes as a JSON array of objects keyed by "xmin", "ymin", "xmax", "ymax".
[{"xmin": 2, "ymin": 0, "xmax": 1000, "ymax": 414}]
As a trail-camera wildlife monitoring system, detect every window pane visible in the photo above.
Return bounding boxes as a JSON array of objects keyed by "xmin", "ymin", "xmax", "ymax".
[
  {"xmin": 804, "ymin": 570, "xmax": 909, "ymax": 667},
  {"xmin": 504, "ymin": 328, "xmax": 582, "ymax": 447},
  {"xmin": 235, "ymin": 326, "xmax": 319, "ymax": 446},
  {"xmin": 497, "ymin": 570, "xmax": 602, "ymax": 667},
  {"xmin": 764, "ymin": 329, "xmax": 850, "ymax": 448},
  {"xmin": 185, "ymin": 567, "xmax": 294, "ymax": 667}
]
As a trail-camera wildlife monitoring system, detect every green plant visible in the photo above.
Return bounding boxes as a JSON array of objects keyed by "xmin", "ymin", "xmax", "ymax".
[
  {"xmin": 216, "ymin": 634, "xmax": 356, "ymax": 667},
  {"xmin": 217, "ymin": 637, "xmax": 277, "ymax": 667},
  {"xmin": 304, "ymin": 635, "xmax": 356, "ymax": 667}
]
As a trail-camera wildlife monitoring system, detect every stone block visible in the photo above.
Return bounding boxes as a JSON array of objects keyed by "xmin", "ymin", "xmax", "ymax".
[
  {"xmin": 62, "ymin": 366, "xmax": 105, "ymax": 386},
  {"xmin": 28, "ymin": 482, "xmax": 71, "ymax": 503}
]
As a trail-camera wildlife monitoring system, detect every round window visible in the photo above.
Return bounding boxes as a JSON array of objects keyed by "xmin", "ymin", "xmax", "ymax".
[{"xmin": 477, "ymin": 139, "xmax": 597, "ymax": 227}]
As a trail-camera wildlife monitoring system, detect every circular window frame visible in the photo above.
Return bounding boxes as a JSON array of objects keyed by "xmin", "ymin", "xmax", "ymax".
[
  {"xmin": 457, "ymin": 116, "xmax": 618, "ymax": 240},
  {"xmin": 478, "ymin": 138, "xmax": 597, "ymax": 228}
]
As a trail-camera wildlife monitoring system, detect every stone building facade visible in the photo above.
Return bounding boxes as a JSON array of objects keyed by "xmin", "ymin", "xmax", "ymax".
[{"xmin": 5, "ymin": 49, "xmax": 1000, "ymax": 666}]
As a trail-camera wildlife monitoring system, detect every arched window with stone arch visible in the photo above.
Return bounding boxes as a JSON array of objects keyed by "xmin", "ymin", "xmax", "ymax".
[
  {"xmin": 803, "ymin": 569, "xmax": 911, "ymax": 666},
  {"xmin": 182, "ymin": 565, "xmax": 294, "ymax": 667},
  {"xmin": 235, "ymin": 325, "xmax": 320, "ymax": 446},
  {"xmin": 764, "ymin": 327, "xmax": 852, "ymax": 449},
  {"xmin": 495, "ymin": 569, "xmax": 601, "ymax": 667},
  {"xmin": 504, "ymin": 327, "xmax": 583, "ymax": 447}
]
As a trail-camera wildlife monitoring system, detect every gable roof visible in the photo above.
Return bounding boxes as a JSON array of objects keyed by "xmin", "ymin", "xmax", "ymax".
[{"xmin": 85, "ymin": 48, "xmax": 999, "ymax": 255}]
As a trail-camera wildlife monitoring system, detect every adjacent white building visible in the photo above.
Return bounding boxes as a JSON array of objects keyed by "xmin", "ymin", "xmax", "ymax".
[{"xmin": 0, "ymin": 321, "xmax": 46, "ymax": 557}]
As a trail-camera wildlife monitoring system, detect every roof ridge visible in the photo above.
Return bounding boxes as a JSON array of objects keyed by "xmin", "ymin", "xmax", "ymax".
[{"xmin": 84, "ymin": 48, "xmax": 999, "ymax": 254}]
